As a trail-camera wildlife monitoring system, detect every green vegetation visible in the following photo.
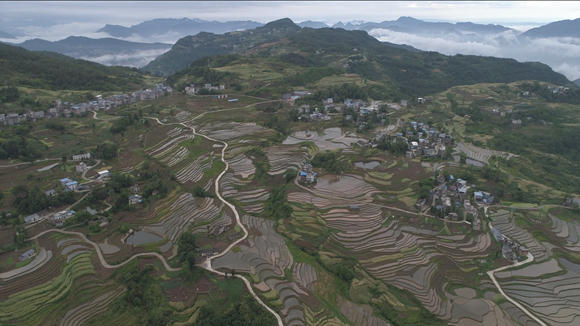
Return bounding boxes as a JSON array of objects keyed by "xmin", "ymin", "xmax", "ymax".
[
  {"xmin": 12, "ymin": 185, "xmax": 76, "ymax": 215},
  {"xmin": 0, "ymin": 43, "xmax": 145, "ymax": 91},
  {"xmin": 189, "ymin": 294, "xmax": 277, "ymax": 326},
  {"xmin": 112, "ymin": 261, "xmax": 172, "ymax": 326},
  {"xmin": 264, "ymin": 186, "xmax": 292, "ymax": 219},
  {"xmin": 310, "ymin": 151, "xmax": 344, "ymax": 174}
]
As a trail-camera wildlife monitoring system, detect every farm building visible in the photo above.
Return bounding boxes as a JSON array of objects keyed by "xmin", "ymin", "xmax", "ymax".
[
  {"xmin": 19, "ymin": 249, "xmax": 35, "ymax": 261},
  {"xmin": 24, "ymin": 213, "xmax": 40, "ymax": 224},
  {"xmin": 129, "ymin": 195, "xmax": 142, "ymax": 205},
  {"xmin": 59, "ymin": 178, "xmax": 72, "ymax": 187},
  {"xmin": 65, "ymin": 181, "xmax": 78, "ymax": 191},
  {"xmin": 96, "ymin": 170, "xmax": 113, "ymax": 181},
  {"xmin": 200, "ymin": 248, "xmax": 218, "ymax": 257},
  {"xmin": 72, "ymin": 153, "xmax": 91, "ymax": 160}
]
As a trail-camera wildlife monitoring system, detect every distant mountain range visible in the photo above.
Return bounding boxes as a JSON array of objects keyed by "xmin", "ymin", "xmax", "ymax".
[
  {"xmin": 147, "ymin": 18, "xmax": 570, "ymax": 99},
  {"xmin": 520, "ymin": 17, "xmax": 580, "ymax": 38},
  {"xmin": 4, "ymin": 36, "xmax": 172, "ymax": 67},
  {"xmin": 97, "ymin": 18, "xmax": 263, "ymax": 41},
  {"xmin": 0, "ymin": 30, "xmax": 16, "ymax": 39}
]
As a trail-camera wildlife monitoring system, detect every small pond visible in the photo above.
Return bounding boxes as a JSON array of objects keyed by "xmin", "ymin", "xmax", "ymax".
[
  {"xmin": 125, "ymin": 231, "xmax": 162, "ymax": 246},
  {"xmin": 354, "ymin": 161, "xmax": 381, "ymax": 169},
  {"xmin": 465, "ymin": 159, "xmax": 485, "ymax": 167}
]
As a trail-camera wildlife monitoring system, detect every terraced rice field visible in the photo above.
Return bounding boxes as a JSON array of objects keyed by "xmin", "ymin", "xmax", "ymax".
[
  {"xmin": 196, "ymin": 122, "xmax": 273, "ymax": 141},
  {"xmin": 264, "ymin": 145, "xmax": 309, "ymax": 175},
  {"xmin": 490, "ymin": 210, "xmax": 549, "ymax": 262},
  {"xmin": 495, "ymin": 258, "xmax": 580, "ymax": 325},
  {"xmin": 174, "ymin": 153, "xmax": 215, "ymax": 185},
  {"xmin": 60, "ymin": 287, "xmax": 125, "ymax": 326},
  {"xmin": 455, "ymin": 143, "xmax": 517, "ymax": 164},
  {"xmin": 144, "ymin": 193, "xmax": 232, "ymax": 247},
  {"xmin": 282, "ymin": 128, "xmax": 360, "ymax": 153},
  {"xmin": 0, "ymin": 250, "xmax": 96, "ymax": 325},
  {"xmin": 338, "ymin": 297, "xmax": 388, "ymax": 326},
  {"xmin": 313, "ymin": 175, "xmax": 381, "ymax": 199},
  {"xmin": 212, "ymin": 215, "xmax": 311, "ymax": 326}
]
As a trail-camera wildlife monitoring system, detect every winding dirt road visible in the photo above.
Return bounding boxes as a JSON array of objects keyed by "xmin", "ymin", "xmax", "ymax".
[
  {"xmin": 484, "ymin": 207, "xmax": 547, "ymax": 326},
  {"xmin": 147, "ymin": 109, "xmax": 284, "ymax": 325}
]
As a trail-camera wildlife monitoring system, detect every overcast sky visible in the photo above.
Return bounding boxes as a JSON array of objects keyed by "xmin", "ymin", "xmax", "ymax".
[{"xmin": 1, "ymin": 1, "xmax": 580, "ymax": 28}]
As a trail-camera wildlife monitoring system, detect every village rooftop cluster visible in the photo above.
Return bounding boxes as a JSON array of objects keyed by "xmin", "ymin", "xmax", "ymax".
[{"xmin": 0, "ymin": 83, "xmax": 172, "ymax": 126}]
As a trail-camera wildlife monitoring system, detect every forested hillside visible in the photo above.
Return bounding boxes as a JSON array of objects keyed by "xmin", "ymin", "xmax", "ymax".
[
  {"xmin": 0, "ymin": 43, "xmax": 146, "ymax": 91},
  {"xmin": 158, "ymin": 18, "xmax": 570, "ymax": 97}
]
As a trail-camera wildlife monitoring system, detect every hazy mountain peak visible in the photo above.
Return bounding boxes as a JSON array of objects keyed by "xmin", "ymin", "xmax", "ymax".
[
  {"xmin": 261, "ymin": 18, "xmax": 300, "ymax": 29},
  {"xmin": 0, "ymin": 29, "xmax": 17, "ymax": 39}
]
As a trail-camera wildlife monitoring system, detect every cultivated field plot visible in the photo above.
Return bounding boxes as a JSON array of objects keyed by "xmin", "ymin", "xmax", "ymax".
[
  {"xmin": 196, "ymin": 122, "xmax": 274, "ymax": 141},
  {"xmin": 0, "ymin": 234, "xmax": 115, "ymax": 325},
  {"xmin": 144, "ymin": 194, "xmax": 232, "ymax": 247},
  {"xmin": 283, "ymin": 127, "xmax": 361, "ymax": 153},
  {"xmin": 455, "ymin": 142, "xmax": 517, "ymax": 164},
  {"xmin": 287, "ymin": 186, "xmax": 509, "ymax": 323},
  {"xmin": 496, "ymin": 258, "xmax": 580, "ymax": 326},
  {"xmin": 212, "ymin": 215, "xmax": 314, "ymax": 326},
  {"xmin": 264, "ymin": 144, "xmax": 309, "ymax": 175},
  {"xmin": 490, "ymin": 210, "xmax": 549, "ymax": 262}
]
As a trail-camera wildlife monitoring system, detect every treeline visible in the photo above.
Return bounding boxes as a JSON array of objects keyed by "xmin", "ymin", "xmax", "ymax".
[
  {"xmin": 0, "ymin": 43, "xmax": 144, "ymax": 91},
  {"xmin": 112, "ymin": 261, "xmax": 173, "ymax": 326},
  {"xmin": 11, "ymin": 186, "xmax": 76, "ymax": 215},
  {"xmin": 282, "ymin": 67, "xmax": 342, "ymax": 86},
  {"xmin": 374, "ymin": 53, "xmax": 569, "ymax": 97},
  {"xmin": 0, "ymin": 136, "xmax": 41, "ymax": 160},
  {"xmin": 93, "ymin": 142, "xmax": 119, "ymax": 160},
  {"xmin": 110, "ymin": 113, "xmax": 140, "ymax": 134},
  {"xmin": 290, "ymin": 27, "xmax": 387, "ymax": 54},
  {"xmin": 0, "ymin": 86, "xmax": 20, "ymax": 103},
  {"xmin": 310, "ymin": 151, "xmax": 344, "ymax": 174},
  {"xmin": 190, "ymin": 295, "xmax": 277, "ymax": 326},
  {"xmin": 263, "ymin": 186, "xmax": 292, "ymax": 219}
]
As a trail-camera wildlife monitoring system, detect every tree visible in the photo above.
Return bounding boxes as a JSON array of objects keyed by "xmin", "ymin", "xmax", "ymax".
[
  {"xmin": 180, "ymin": 260, "xmax": 191, "ymax": 281},
  {"xmin": 284, "ymin": 169, "xmax": 297, "ymax": 183},
  {"xmin": 62, "ymin": 154, "xmax": 68, "ymax": 163}
]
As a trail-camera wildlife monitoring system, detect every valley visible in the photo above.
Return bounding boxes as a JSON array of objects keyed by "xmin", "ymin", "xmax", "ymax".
[{"xmin": 1, "ymin": 15, "xmax": 580, "ymax": 326}]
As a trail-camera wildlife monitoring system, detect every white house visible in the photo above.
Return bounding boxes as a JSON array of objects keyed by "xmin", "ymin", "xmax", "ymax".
[
  {"xmin": 72, "ymin": 153, "xmax": 91, "ymax": 160},
  {"xmin": 76, "ymin": 162, "xmax": 87, "ymax": 172}
]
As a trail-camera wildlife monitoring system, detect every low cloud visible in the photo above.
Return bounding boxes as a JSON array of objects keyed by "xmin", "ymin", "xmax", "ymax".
[
  {"xmin": 370, "ymin": 28, "xmax": 580, "ymax": 81},
  {"xmin": 79, "ymin": 48, "xmax": 170, "ymax": 68}
]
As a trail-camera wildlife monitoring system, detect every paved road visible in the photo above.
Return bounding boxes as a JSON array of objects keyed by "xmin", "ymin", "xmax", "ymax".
[
  {"xmin": 0, "ymin": 158, "xmax": 61, "ymax": 168},
  {"xmin": 484, "ymin": 207, "xmax": 547, "ymax": 326},
  {"xmin": 31, "ymin": 229, "xmax": 180, "ymax": 271},
  {"xmin": 148, "ymin": 106, "xmax": 285, "ymax": 325},
  {"xmin": 81, "ymin": 159, "xmax": 102, "ymax": 180}
]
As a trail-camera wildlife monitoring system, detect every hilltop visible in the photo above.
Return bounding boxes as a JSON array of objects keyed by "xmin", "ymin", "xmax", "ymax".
[
  {"xmin": 9, "ymin": 36, "xmax": 172, "ymax": 67},
  {"xmin": 159, "ymin": 19, "xmax": 569, "ymax": 98},
  {"xmin": 0, "ymin": 42, "xmax": 146, "ymax": 91}
]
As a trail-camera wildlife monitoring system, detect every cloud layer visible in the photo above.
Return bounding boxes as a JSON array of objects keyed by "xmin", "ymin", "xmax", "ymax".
[{"xmin": 370, "ymin": 28, "xmax": 580, "ymax": 81}]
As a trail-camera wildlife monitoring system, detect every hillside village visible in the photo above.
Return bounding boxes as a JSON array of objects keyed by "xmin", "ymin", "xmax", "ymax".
[{"xmin": 0, "ymin": 83, "xmax": 172, "ymax": 126}]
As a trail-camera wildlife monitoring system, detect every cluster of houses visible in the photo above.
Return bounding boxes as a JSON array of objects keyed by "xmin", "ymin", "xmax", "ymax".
[
  {"xmin": 51, "ymin": 210, "xmax": 76, "ymax": 227},
  {"xmin": 491, "ymin": 227, "xmax": 528, "ymax": 261},
  {"xmin": 298, "ymin": 163, "xmax": 317, "ymax": 183},
  {"xmin": 547, "ymin": 85, "xmax": 569, "ymax": 94},
  {"xmin": 184, "ymin": 83, "xmax": 226, "ymax": 95},
  {"xmin": 427, "ymin": 176, "xmax": 495, "ymax": 221},
  {"xmin": 0, "ymin": 83, "xmax": 172, "ymax": 126},
  {"xmin": 128, "ymin": 184, "xmax": 142, "ymax": 205},
  {"xmin": 378, "ymin": 121, "xmax": 453, "ymax": 158}
]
